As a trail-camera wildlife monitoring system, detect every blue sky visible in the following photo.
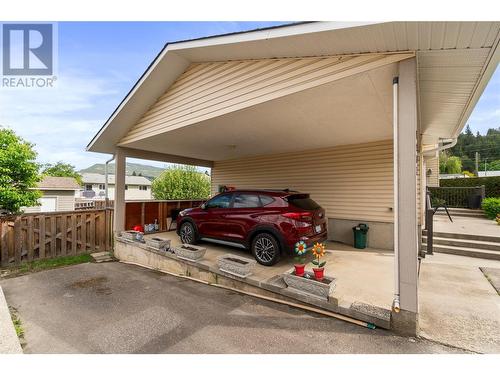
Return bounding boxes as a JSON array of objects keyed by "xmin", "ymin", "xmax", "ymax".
[{"xmin": 0, "ymin": 21, "xmax": 499, "ymax": 171}]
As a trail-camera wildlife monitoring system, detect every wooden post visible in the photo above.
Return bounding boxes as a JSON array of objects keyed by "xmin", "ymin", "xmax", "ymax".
[
  {"xmin": 89, "ymin": 211, "xmax": 95, "ymax": 252},
  {"xmin": 1, "ymin": 221, "xmax": 9, "ymax": 267},
  {"xmin": 50, "ymin": 216, "xmax": 57, "ymax": 258},
  {"xmin": 71, "ymin": 214, "xmax": 77, "ymax": 255},
  {"xmin": 61, "ymin": 214, "xmax": 67, "ymax": 256},
  {"xmin": 27, "ymin": 216, "xmax": 34, "ymax": 262},
  {"xmin": 114, "ymin": 147, "xmax": 126, "ymax": 233},
  {"xmin": 14, "ymin": 217, "xmax": 22, "ymax": 265},
  {"xmin": 39, "ymin": 216, "xmax": 46, "ymax": 259},
  {"xmin": 81, "ymin": 212, "xmax": 87, "ymax": 253},
  {"xmin": 397, "ymin": 58, "xmax": 419, "ymax": 315}
]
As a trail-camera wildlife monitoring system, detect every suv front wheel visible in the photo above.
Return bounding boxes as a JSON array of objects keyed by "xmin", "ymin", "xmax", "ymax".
[
  {"xmin": 251, "ymin": 233, "xmax": 280, "ymax": 266},
  {"xmin": 179, "ymin": 221, "xmax": 197, "ymax": 244}
]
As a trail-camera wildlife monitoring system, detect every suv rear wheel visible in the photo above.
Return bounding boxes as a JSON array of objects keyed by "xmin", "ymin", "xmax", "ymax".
[
  {"xmin": 251, "ymin": 233, "xmax": 280, "ymax": 266},
  {"xmin": 179, "ymin": 221, "xmax": 197, "ymax": 244}
]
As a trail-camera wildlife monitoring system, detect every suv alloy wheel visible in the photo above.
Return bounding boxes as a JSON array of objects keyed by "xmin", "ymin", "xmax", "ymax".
[{"xmin": 251, "ymin": 233, "xmax": 280, "ymax": 266}]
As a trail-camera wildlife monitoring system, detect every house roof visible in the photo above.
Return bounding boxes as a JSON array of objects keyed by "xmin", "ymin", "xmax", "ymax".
[
  {"xmin": 87, "ymin": 21, "xmax": 500, "ymax": 155},
  {"xmin": 81, "ymin": 173, "xmax": 152, "ymax": 186},
  {"xmin": 38, "ymin": 176, "xmax": 81, "ymax": 191}
]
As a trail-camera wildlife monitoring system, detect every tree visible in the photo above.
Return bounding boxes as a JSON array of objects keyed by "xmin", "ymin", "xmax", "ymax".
[
  {"xmin": 131, "ymin": 171, "xmax": 137, "ymax": 176},
  {"xmin": 439, "ymin": 151, "xmax": 462, "ymax": 174},
  {"xmin": 42, "ymin": 161, "xmax": 82, "ymax": 185},
  {"xmin": 152, "ymin": 165, "xmax": 210, "ymax": 200},
  {"xmin": 0, "ymin": 128, "xmax": 41, "ymax": 213}
]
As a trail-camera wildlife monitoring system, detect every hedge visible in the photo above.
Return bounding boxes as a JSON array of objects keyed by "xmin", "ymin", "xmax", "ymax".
[
  {"xmin": 481, "ymin": 198, "xmax": 500, "ymax": 219},
  {"xmin": 440, "ymin": 176, "xmax": 500, "ymax": 198}
]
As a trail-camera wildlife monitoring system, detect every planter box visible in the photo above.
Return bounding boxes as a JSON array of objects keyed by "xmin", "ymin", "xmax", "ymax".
[
  {"xmin": 217, "ymin": 254, "xmax": 256, "ymax": 278},
  {"xmin": 145, "ymin": 237, "xmax": 170, "ymax": 251},
  {"xmin": 120, "ymin": 230, "xmax": 141, "ymax": 241},
  {"xmin": 174, "ymin": 244, "xmax": 206, "ymax": 262},
  {"xmin": 283, "ymin": 270, "xmax": 336, "ymax": 301}
]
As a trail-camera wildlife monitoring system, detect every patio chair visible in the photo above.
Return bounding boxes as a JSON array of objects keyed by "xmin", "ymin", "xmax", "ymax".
[{"xmin": 168, "ymin": 209, "xmax": 181, "ymax": 231}]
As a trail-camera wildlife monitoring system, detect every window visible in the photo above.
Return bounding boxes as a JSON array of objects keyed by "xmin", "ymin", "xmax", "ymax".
[
  {"xmin": 139, "ymin": 185, "xmax": 148, "ymax": 191},
  {"xmin": 98, "ymin": 184, "xmax": 105, "ymax": 190},
  {"xmin": 260, "ymin": 195, "xmax": 275, "ymax": 206},
  {"xmin": 205, "ymin": 194, "xmax": 232, "ymax": 209},
  {"xmin": 233, "ymin": 194, "xmax": 261, "ymax": 208},
  {"xmin": 85, "ymin": 184, "xmax": 93, "ymax": 191},
  {"xmin": 287, "ymin": 194, "xmax": 320, "ymax": 210}
]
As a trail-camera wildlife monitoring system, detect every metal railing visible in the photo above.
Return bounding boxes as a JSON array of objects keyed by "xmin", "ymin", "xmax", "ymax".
[{"xmin": 427, "ymin": 186, "xmax": 485, "ymax": 208}]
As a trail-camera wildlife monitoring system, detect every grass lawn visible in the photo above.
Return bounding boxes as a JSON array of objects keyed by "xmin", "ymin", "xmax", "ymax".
[{"xmin": 0, "ymin": 253, "xmax": 94, "ymax": 279}]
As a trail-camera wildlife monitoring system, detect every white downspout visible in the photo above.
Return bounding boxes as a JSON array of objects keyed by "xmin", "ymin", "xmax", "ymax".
[
  {"xmin": 104, "ymin": 154, "xmax": 115, "ymax": 207},
  {"xmin": 392, "ymin": 77, "xmax": 401, "ymax": 313}
]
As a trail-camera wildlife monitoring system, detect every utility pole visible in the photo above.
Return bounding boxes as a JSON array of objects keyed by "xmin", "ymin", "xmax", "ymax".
[
  {"xmin": 475, "ymin": 152, "xmax": 479, "ymax": 177},
  {"xmin": 484, "ymin": 158, "xmax": 487, "ymax": 177}
]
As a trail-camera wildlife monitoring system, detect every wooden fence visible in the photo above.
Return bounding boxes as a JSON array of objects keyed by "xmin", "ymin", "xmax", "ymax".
[{"xmin": 0, "ymin": 209, "xmax": 113, "ymax": 267}]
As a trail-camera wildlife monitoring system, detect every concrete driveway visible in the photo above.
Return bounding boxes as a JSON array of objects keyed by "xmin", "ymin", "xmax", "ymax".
[{"xmin": 0, "ymin": 262, "xmax": 467, "ymax": 354}]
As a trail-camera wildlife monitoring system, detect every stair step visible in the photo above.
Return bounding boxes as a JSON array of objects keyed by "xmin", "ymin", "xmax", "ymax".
[
  {"xmin": 422, "ymin": 231, "xmax": 500, "ymax": 244},
  {"xmin": 422, "ymin": 236, "xmax": 500, "ymax": 252},
  {"xmin": 90, "ymin": 252, "xmax": 114, "ymax": 263},
  {"xmin": 421, "ymin": 244, "xmax": 500, "ymax": 260}
]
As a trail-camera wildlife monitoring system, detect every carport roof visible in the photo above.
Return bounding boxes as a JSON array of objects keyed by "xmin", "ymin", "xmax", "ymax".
[{"xmin": 87, "ymin": 21, "xmax": 500, "ymax": 155}]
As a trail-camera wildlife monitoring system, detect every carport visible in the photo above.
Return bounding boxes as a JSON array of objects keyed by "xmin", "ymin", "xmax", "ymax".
[{"xmin": 87, "ymin": 22, "xmax": 500, "ymax": 334}]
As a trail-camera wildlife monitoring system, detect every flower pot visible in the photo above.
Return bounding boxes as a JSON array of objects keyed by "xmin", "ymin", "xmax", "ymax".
[
  {"xmin": 283, "ymin": 270, "xmax": 336, "ymax": 301},
  {"xmin": 294, "ymin": 264, "xmax": 306, "ymax": 277},
  {"xmin": 217, "ymin": 254, "xmax": 256, "ymax": 278},
  {"xmin": 145, "ymin": 237, "xmax": 170, "ymax": 251},
  {"xmin": 120, "ymin": 230, "xmax": 141, "ymax": 241},
  {"xmin": 313, "ymin": 267, "xmax": 325, "ymax": 281},
  {"xmin": 174, "ymin": 244, "xmax": 206, "ymax": 262}
]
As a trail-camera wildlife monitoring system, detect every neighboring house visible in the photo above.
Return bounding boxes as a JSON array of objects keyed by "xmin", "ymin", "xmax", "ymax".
[
  {"xmin": 86, "ymin": 22, "xmax": 500, "ymax": 333},
  {"xmin": 23, "ymin": 176, "xmax": 80, "ymax": 213},
  {"xmin": 79, "ymin": 173, "xmax": 152, "ymax": 200}
]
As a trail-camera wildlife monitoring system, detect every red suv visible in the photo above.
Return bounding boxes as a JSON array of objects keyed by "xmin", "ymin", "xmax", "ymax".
[{"xmin": 176, "ymin": 190, "xmax": 327, "ymax": 266}]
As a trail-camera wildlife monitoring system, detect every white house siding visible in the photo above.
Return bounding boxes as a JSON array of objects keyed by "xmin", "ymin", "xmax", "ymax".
[
  {"xmin": 81, "ymin": 184, "xmax": 152, "ymax": 200},
  {"xmin": 211, "ymin": 140, "xmax": 396, "ymax": 249},
  {"xmin": 426, "ymin": 157, "xmax": 440, "ymax": 187},
  {"xmin": 23, "ymin": 190, "xmax": 76, "ymax": 213}
]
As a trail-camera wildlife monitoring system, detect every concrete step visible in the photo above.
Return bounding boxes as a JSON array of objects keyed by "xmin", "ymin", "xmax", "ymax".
[
  {"xmin": 422, "ymin": 236, "xmax": 500, "ymax": 252},
  {"xmin": 422, "ymin": 230, "xmax": 500, "ymax": 244},
  {"xmin": 90, "ymin": 252, "xmax": 114, "ymax": 263},
  {"xmin": 421, "ymin": 244, "xmax": 500, "ymax": 260}
]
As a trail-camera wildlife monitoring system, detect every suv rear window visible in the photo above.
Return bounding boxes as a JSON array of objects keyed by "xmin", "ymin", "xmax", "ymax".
[
  {"xmin": 287, "ymin": 194, "xmax": 320, "ymax": 210},
  {"xmin": 233, "ymin": 194, "xmax": 261, "ymax": 208}
]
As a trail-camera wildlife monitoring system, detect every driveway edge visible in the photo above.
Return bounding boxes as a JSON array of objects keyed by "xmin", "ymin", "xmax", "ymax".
[{"xmin": 0, "ymin": 286, "xmax": 23, "ymax": 354}]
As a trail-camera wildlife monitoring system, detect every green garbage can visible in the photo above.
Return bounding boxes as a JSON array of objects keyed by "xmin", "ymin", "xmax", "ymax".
[{"xmin": 352, "ymin": 223, "xmax": 369, "ymax": 249}]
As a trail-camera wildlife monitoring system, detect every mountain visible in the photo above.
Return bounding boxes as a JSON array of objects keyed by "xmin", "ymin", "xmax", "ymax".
[{"xmin": 79, "ymin": 162, "xmax": 166, "ymax": 179}]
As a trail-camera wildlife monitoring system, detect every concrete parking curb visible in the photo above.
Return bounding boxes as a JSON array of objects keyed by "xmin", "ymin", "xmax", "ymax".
[{"xmin": 0, "ymin": 286, "xmax": 23, "ymax": 354}]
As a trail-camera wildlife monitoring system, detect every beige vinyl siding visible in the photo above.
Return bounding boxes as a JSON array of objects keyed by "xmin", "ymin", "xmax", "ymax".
[
  {"xmin": 212, "ymin": 140, "xmax": 394, "ymax": 223},
  {"xmin": 426, "ymin": 157, "xmax": 439, "ymax": 187},
  {"xmin": 119, "ymin": 53, "xmax": 412, "ymax": 145},
  {"xmin": 23, "ymin": 190, "xmax": 76, "ymax": 213}
]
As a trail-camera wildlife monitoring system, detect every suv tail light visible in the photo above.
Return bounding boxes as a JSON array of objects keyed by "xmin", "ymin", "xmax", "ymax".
[{"xmin": 281, "ymin": 212, "xmax": 313, "ymax": 223}]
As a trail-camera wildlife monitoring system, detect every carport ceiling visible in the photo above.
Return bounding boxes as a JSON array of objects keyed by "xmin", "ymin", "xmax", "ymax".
[{"xmin": 123, "ymin": 63, "xmax": 396, "ymax": 161}]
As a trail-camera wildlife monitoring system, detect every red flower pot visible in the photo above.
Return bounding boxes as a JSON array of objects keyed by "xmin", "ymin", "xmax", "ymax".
[
  {"xmin": 313, "ymin": 267, "xmax": 324, "ymax": 281},
  {"xmin": 294, "ymin": 264, "xmax": 306, "ymax": 277}
]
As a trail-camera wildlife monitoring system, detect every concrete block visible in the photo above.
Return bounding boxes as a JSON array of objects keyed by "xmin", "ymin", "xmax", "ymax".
[{"xmin": 0, "ymin": 286, "xmax": 23, "ymax": 354}]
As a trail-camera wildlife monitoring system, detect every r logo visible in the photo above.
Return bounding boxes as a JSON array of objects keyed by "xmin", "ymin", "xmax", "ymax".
[{"xmin": 2, "ymin": 24, "xmax": 53, "ymax": 76}]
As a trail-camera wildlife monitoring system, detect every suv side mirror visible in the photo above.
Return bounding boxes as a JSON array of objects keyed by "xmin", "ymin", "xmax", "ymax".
[{"xmin": 200, "ymin": 203, "xmax": 207, "ymax": 210}]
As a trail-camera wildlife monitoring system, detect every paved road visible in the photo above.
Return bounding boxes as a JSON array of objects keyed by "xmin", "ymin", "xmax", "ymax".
[{"xmin": 0, "ymin": 262, "xmax": 467, "ymax": 354}]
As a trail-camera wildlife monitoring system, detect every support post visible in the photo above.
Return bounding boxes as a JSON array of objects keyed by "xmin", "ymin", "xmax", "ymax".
[
  {"xmin": 113, "ymin": 147, "xmax": 126, "ymax": 234},
  {"xmin": 393, "ymin": 57, "xmax": 419, "ymax": 335}
]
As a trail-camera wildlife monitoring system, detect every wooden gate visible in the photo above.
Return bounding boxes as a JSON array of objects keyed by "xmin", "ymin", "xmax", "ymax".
[{"xmin": 0, "ymin": 209, "xmax": 113, "ymax": 267}]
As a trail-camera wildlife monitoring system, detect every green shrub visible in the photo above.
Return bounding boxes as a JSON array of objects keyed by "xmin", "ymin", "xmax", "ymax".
[
  {"xmin": 440, "ymin": 176, "xmax": 500, "ymax": 198},
  {"xmin": 482, "ymin": 198, "xmax": 500, "ymax": 219}
]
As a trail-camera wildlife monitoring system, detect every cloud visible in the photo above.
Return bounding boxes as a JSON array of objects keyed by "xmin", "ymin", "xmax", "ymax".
[{"xmin": 0, "ymin": 68, "xmax": 120, "ymax": 169}]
